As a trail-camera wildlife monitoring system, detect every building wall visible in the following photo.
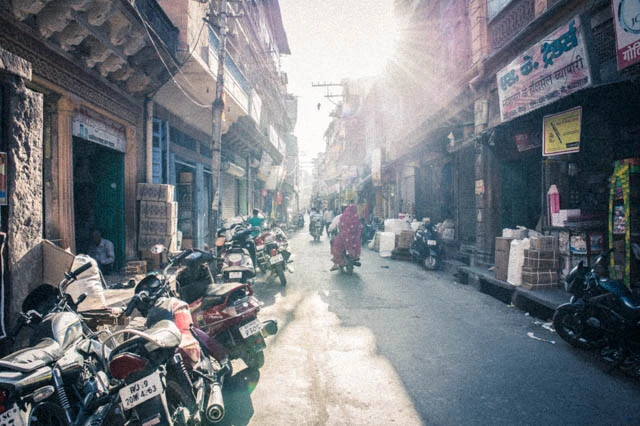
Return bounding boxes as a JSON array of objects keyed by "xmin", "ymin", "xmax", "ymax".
[{"xmin": 0, "ymin": 52, "xmax": 44, "ymax": 331}]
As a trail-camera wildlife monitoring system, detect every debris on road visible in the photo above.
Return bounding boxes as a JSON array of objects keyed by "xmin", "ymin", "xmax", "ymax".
[{"xmin": 527, "ymin": 331, "xmax": 556, "ymax": 344}]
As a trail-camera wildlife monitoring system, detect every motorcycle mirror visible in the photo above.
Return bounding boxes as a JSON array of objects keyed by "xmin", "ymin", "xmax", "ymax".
[{"xmin": 150, "ymin": 244, "xmax": 167, "ymax": 255}]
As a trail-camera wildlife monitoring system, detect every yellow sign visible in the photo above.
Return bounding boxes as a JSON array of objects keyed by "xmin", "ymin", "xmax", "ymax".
[{"xmin": 543, "ymin": 107, "xmax": 582, "ymax": 156}]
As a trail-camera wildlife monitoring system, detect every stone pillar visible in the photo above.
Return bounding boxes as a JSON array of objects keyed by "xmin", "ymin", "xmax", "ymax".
[
  {"xmin": 125, "ymin": 125, "xmax": 137, "ymax": 260},
  {"xmin": 54, "ymin": 96, "xmax": 76, "ymax": 252},
  {"xmin": 0, "ymin": 51, "xmax": 44, "ymax": 332}
]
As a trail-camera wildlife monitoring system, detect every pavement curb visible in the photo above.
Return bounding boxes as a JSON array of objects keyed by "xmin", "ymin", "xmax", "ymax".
[{"xmin": 450, "ymin": 262, "xmax": 571, "ymax": 321}]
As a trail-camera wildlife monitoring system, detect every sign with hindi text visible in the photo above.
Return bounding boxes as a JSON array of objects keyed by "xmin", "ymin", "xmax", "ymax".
[
  {"xmin": 542, "ymin": 107, "xmax": 582, "ymax": 156},
  {"xmin": 497, "ymin": 16, "xmax": 591, "ymax": 122},
  {"xmin": 612, "ymin": 0, "xmax": 640, "ymax": 70}
]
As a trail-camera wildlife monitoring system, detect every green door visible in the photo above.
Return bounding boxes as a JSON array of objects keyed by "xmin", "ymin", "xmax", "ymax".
[{"xmin": 73, "ymin": 139, "xmax": 125, "ymax": 270}]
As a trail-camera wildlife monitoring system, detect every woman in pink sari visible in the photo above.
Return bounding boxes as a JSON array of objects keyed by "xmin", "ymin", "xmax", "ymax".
[{"xmin": 331, "ymin": 204, "xmax": 362, "ymax": 270}]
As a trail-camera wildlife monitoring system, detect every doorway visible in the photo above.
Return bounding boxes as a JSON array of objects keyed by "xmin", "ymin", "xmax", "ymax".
[{"xmin": 73, "ymin": 138, "xmax": 125, "ymax": 269}]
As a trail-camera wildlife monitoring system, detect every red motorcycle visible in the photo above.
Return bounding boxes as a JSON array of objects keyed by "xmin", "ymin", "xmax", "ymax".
[{"xmin": 154, "ymin": 246, "xmax": 278, "ymax": 370}]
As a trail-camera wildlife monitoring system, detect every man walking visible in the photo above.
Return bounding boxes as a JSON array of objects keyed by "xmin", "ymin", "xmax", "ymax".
[{"xmin": 323, "ymin": 207, "xmax": 334, "ymax": 237}]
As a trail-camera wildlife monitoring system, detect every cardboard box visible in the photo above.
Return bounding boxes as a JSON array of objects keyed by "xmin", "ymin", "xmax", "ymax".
[
  {"xmin": 494, "ymin": 250, "xmax": 510, "ymax": 281},
  {"xmin": 495, "ymin": 237, "xmax": 514, "ymax": 252},
  {"xmin": 396, "ymin": 230, "xmax": 414, "ymax": 249},
  {"xmin": 42, "ymin": 240, "xmax": 75, "ymax": 285},
  {"xmin": 125, "ymin": 260, "xmax": 147, "ymax": 275},
  {"xmin": 524, "ymin": 249, "xmax": 559, "ymax": 270},
  {"xmin": 137, "ymin": 183, "xmax": 174, "ymax": 202},
  {"xmin": 138, "ymin": 233, "xmax": 177, "ymax": 252},
  {"xmin": 530, "ymin": 236, "xmax": 558, "ymax": 252},
  {"xmin": 140, "ymin": 201, "xmax": 178, "ymax": 219},
  {"xmin": 522, "ymin": 268, "xmax": 558, "ymax": 285},
  {"xmin": 139, "ymin": 217, "xmax": 178, "ymax": 235}
]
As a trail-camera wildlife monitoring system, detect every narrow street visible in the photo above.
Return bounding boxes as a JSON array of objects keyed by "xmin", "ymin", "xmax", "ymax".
[{"xmin": 218, "ymin": 227, "xmax": 640, "ymax": 425}]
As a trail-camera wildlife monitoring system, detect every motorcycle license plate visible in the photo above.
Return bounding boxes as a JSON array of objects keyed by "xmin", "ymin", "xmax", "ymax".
[
  {"xmin": 427, "ymin": 240, "xmax": 437, "ymax": 246},
  {"xmin": 0, "ymin": 406, "xmax": 24, "ymax": 426},
  {"xmin": 229, "ymin": 271, "xmax": 243, "ymax": 279},
  {"xmin": 239, "ymin": 319, "xmax": 263, "ymax": 338},
  {"xmin": 270, "ymin": 253, "xmax": 284, "ymax": 265},
  {"xmin": 119, "ymin": 371, "xmax": 162, "ymax": 411}
]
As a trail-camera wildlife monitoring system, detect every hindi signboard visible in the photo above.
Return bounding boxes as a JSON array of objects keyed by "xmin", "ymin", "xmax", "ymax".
[
  {"xmin": 543, "ymin": 107, "xmax": 582, "ymax": 156},
  {"xmin": 612, "ymin": 0, "xmax": 640, "ymax": 70},
  {"xmin": 497, "ymin": 16, "xmax": 592, "ymax": 122}
]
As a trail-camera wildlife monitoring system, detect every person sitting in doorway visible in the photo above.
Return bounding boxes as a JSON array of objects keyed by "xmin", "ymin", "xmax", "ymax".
[{"xmin": 87, "ymin": 229, "xmax": 115, "ymax": 275}]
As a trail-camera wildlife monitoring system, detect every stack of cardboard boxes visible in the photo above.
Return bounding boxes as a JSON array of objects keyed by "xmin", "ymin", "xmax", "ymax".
[
  {"xmin": 494, "ymin": 237, "xmax": 514, "ymax": 281},
  {"xmin": 137, "ymin": 183, "xmax": 178, "ymax": 268},
  {"xmin": 521, "ymin": 236, "xmax": 559, "ymax": 290},
  {"xmin": 392, "ymin": 230, "xmax": 415, "ymax": 260}
]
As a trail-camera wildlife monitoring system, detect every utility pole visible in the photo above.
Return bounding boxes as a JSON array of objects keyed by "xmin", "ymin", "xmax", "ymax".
[{"xmin": 207, "ymin": 0, "xmax": 242, "ymax": 233}]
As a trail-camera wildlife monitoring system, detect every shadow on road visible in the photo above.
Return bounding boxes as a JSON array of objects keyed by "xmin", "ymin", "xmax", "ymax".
[
  {"xmin": 252, "ymin": 277, "xmax": 287, "ymax": 308},
  {"xmin": 218, "ymin": 367, "xmax": 261, "ymax": 426}
]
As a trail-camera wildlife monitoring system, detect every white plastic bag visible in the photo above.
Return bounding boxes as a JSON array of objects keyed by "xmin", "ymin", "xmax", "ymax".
[
  {"xmin": 507, "ymin": 238, "xmax": 530, "ymax": 286},
  {"xmin": 378, "ymin": 232, "xmax": 395, "ymax": 257},
  {"xmin": 65, "ymin": 254, "xmax": 107, "ymax": 308}
]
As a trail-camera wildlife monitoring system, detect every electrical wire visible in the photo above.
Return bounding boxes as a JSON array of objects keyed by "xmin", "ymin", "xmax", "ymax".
[{"xmin": 132, "ymin": 2, "xmax": 211, "ymax": 108}]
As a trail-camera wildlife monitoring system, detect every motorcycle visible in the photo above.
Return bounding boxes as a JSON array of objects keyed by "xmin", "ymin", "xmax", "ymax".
[
  {"xmin": 115, "ymin": 271, "xmax": 229, "ymax": 424},
  {"xmin": 0, "ymin": 263, "xmax": 114, "ymax": 426},
  {"xmin": 309, "ymin": 215, "xmax": 324, "ymax": 242},
  {"xmin": 254, "ymin": 224, "xmax": 292, "ymax": 286},
  {"xmin": 102, "ymin": 319, "xmax": 190, "ymax": 425},
  {"xmin": 409, "ymin": 220, "xmax": 441, "ymax": 270},
  {"xmin": 329, "ymin": 228, "xmax": 361, "ymax": 275},
  {"xmin": 553, "ymin": 248, "xmax": 640, "ymax": 377},
  {"xmin": 149, "ymin": 245, "xmax": 278, "ymax": 371}
]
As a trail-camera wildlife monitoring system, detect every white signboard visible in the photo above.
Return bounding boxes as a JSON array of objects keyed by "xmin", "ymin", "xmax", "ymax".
[
  {"xmin": 496, "ymin": 16, "xmax": 591, "ymax": 122},
  {"xmin": 73, "ymin": 108, "xmax": 126, "ymax": 152}
]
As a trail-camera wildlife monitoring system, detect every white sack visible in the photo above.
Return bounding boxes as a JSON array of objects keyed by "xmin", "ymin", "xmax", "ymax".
[
  {"xmin": 507, "ymin": 238, "xmax": 530, "ymax": 286},
  {"xmin": 378, "ymin": 232, "xmax": 396, "ymax": 257}
]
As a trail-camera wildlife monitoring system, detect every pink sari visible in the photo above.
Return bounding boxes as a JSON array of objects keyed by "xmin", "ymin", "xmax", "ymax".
[{"xmin": 331, "ymin": 205, "xmax": 362, "ymax": 265}]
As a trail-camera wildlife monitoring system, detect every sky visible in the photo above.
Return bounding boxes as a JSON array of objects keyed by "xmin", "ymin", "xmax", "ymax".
[{"xmin": 278, "ymin": 0, "xmax": 398, "ymax": 170}]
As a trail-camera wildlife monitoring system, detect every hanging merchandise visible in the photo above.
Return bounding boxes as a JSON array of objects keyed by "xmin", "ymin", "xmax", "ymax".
[
  {"xmin": 608, "ymin": 158, "xmax": 640, "ymax": 287},
  {"xmin": 547, "ymin": 185, "xmax": 560, "ymax": 226}
]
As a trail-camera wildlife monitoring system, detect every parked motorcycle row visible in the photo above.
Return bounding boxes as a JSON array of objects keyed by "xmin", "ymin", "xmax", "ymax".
[{"xmin": 0, "ymin": 218, "xmax": 292, "ymax": 425}]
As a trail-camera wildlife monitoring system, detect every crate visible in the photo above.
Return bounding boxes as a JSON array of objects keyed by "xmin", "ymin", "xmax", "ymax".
[
  {"xmin": 138, "ymin": 233, "xmax": 177, "ymax": 252},
  {"xmin": 523, "ymin": 249, "xmax": 559, "ymax": 270},
  {"xmin": 495, "ymin": 237, "xmax": 514, "ymax": 252},
  {"xmin": 137, "ymin": 183, "xmax": 174, "ymax": 202}
]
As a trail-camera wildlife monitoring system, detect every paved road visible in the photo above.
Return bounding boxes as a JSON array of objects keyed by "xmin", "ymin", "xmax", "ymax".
[{"xmin": 219, "ymin": 228, "xmax": 640, "ymax": 425}]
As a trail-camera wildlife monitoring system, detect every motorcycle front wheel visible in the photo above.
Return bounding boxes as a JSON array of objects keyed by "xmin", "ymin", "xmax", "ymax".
[
  {"xmin": 423, "ymin": 255, "xmax": 438, "ymax": 270},
  {"xmin": 243, "ymin": 350, "xmax": 265, "ymax": 370},
  {"xmin": 552, "ymin": 304, "xmax": 604, "ymax": 350},
  {"xmin": 275, "ymin": 263, "xmax": 287, "ymax": 286}
]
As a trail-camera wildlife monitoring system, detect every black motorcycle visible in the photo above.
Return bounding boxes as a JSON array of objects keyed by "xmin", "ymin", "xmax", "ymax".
[
  {"xmin": 553, "ymin": 248, "xmax": 640, "ymax": 377},
  {"xmin": 409, "ymin": 221, "xmax": 441, "ymax": 270},
  {"xmin": 0, "ymin": 263, "xmax": 114, "ymax": 426}
]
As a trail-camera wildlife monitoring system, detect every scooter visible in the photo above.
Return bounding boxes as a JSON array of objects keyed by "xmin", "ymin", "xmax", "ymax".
[
  {"xmin": 409, "ymin": 220, "xmax": 441, "ymax": 270},
  {"xmin": 220, "ymin": 225, "xmax": 257, "ymax": 284}
]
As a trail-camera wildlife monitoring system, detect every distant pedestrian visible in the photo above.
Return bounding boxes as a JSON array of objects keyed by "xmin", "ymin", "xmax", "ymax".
[{"xmin": 323, "ymin": 208, "xmax": 334, "ymax": 237}]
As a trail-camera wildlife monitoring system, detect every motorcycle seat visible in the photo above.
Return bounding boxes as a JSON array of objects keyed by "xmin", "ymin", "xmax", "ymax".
[
  {"xmin": 144, "ymin": 320, "xmax": 182, "ymax": 349},
  {"xmin": 0, "ymin": 338, "xmax": 63, "ymax": 372},
  {"xmin": 202, "ymin": 283, "xmax": 246, "ymax": 310}
]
